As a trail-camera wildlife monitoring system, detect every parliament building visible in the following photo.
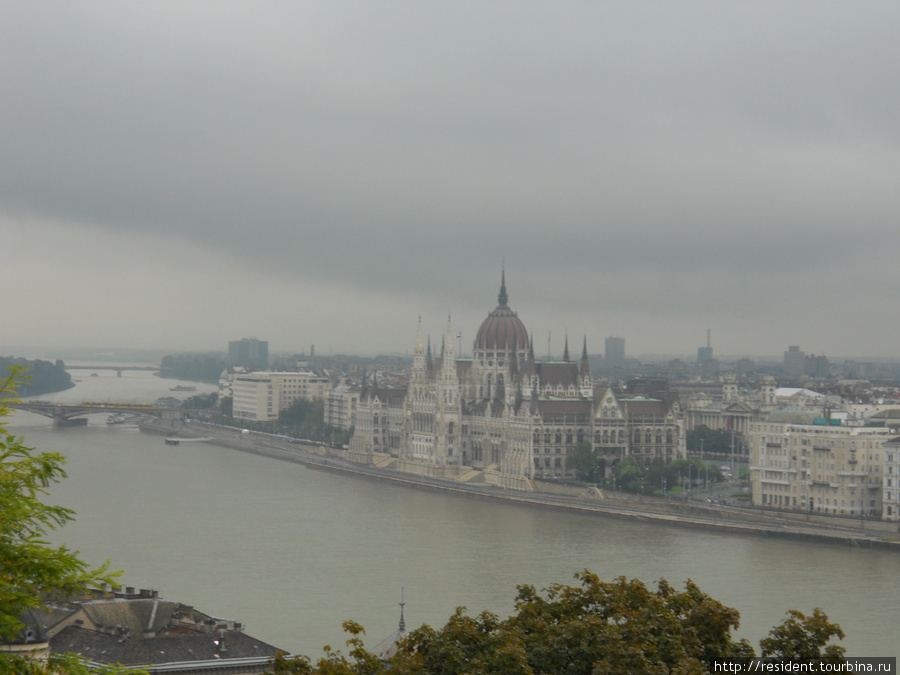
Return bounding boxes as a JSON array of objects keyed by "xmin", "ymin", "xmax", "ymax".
[{"xmin": 348, "ymin": 273, "xmax": 685, "ymax": 490}]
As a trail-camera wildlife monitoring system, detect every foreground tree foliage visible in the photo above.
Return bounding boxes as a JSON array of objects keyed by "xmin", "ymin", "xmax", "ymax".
[
  {"xmin": 270, "ymin": 571, "xmax": 845, "ymax": 674},
  {"xmin": 0, "ymin": 369, "xmax": 136, "ymax": 674}
]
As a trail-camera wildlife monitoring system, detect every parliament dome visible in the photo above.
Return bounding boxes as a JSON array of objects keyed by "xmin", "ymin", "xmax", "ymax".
[{"xmin": 474, "ymin": 273, "xmax": 529, "ymax": 351}]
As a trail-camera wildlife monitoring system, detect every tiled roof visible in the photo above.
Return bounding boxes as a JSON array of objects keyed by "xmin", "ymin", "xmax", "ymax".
[
  {"xmin": 620, "ymin": 398, "xmax": 669, "ymax": 418},
  {"xmin": 535, "ymin": 362, "xmax": 579, "ymax": 388},
  {"xmin": 536, "ymin": 399, "xmax": 592, "ymax": 421},
  {"xmin": 81, "ymin": 598, "xmax": 180, "ymax": 636},
  {"xmin": 50, "ymin": 625, "xmax": 281, "ymax": 667}
]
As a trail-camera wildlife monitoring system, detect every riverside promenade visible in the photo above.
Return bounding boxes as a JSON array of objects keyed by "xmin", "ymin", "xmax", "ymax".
[{"xmin": 142, "ymin": 417, "xmax": 900, "ymax": 551}]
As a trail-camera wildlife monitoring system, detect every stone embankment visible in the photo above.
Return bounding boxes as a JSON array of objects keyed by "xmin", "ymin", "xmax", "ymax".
[{"xmin": 140, "ymin": 417, "xmax": 900, "ymax": 551}]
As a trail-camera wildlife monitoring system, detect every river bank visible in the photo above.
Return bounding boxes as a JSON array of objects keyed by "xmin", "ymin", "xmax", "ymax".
[{"xmin": 143, "ymin": 417, "xmax": 900, "ymax": 551}]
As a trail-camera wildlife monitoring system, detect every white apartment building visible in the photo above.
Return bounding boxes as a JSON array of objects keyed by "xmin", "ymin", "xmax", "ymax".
[
  {"xmin": 233, "ymin": 373, "xmax": 280, "ymax": 421},
  {"xmin": 232, "ymin": 371, "xmax": 331, "ymax": 422},
  {"xmin": 324, "ymin": 384, "xmax": 360, "ymax": 430},
  {"xmin": 883, "ymin": 437, "xmax": 900, "ymax": 521},
  {"xmin": 749, "ymin": 417, "xmax": 891, "ymax": 517}
]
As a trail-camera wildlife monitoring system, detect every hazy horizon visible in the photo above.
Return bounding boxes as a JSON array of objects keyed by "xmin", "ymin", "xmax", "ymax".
[
  {"xmin": 6, "ymin": 343, "xmax": 899, "ymax": 368},
  {"xmin": 3, "ymin": 3, "xmax": 899, "ymax": 359}
]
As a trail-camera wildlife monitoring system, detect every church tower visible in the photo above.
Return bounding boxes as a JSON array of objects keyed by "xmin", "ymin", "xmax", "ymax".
[
  {"xmin": 433, "ymin": 318, "xmax": 461, "ymax": 464},
  {"xmin": 470, "ymin": 270, "xmax": 529, "ymax": 404},
  {"xmin": 723, "ymin": 373, "xmax": 738, "ymax": 403}
]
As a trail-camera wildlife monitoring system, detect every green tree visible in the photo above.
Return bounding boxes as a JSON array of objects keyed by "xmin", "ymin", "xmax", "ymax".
[
  {"xmin": 566, "ymin": 442, "xmax": 598, "ymax": 482},
  {"xmin": 613, "ymin": 455, "xmax": 643, "ymax": 493},
  {"xmin": 268, "ymin": 622, "xmax": 385, "ymax": 675},
  {"xmin": 266, "ymin": 572, "xmax": 843, "ymax": 674},
  {"xmin": 759, "ymin": 609, "xmax": 845, "ymax": 661},
  {"xmin": 687, "ymin": 425, "xmax": 745, "ymax": 456},
  {"xmin": 394, "ymin": 609, "xmax": 529, "ymax": 675},
  {"xmin": 283, "ymin": 398, "xmax": 316, "ymax": 427},
  {"xmin": 507, "ymin": 572, "xmax": 754, "ymax": 674},
  {"xmin": 0, "ymin": 357, "xmax": 73, "ymax": 398},
  {"xmin": 181, "ymin": 392, "xmax": 218, "ymax": 410},
  {"xmin": 218, "ymin": 395, "xmax": 234, "ymax": 417},
  {"xmin": 0, "ymin": 368, "xmax": 131, "ymax": 673}
]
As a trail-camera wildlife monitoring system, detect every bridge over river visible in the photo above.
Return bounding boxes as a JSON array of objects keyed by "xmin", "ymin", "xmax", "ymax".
[
  {"xmin": 11, "ymin": 401, "xmax": 192, "ymax": 426},
  {"xmin": 66, "ymin": 364, "xmax": 160, "ymax": 377}
]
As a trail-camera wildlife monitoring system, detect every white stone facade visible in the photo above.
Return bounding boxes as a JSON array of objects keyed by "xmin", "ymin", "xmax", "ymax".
[
  {"xmin": 325, "ymin": 384, "xmax": 360, "ymax": 430},
  {"xmin": 883, "ymin": 438, "xmax": 900, "ymax": 521},
  {"xmin": 749, "ymin": 420, "xmax": 891, "ymax": 516},
  {"xmin": 348, "ymin": 274, "xmax": 686, "ymax": 490}
]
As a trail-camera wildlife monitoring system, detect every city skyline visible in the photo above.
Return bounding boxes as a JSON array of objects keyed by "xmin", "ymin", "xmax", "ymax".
[{"xmin": 3, "ymin": 3, "xmax": 899, "ymax": 359}]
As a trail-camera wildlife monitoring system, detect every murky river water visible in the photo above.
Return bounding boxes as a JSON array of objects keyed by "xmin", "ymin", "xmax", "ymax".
[{"xmin": 9, "ymin": 370, "xmax": 899, "ymax": 658}]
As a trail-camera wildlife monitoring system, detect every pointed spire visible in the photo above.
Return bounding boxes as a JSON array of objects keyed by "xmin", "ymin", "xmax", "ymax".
[
  {"xmin": 399, "ymin": 587, "xmax": 406, "ymax": 632},
  {"xmin": 415, "ymin": 316, "xmax": 424, "ymax": 355},
  {"xmin": 497, "ymin": 268, "xmax": 509, "ymax": 309},
  {"xmin": 580, "ymin": 335, "xmax": 591, "ymax": 378},
  {"xmin": 563, "ymin": 334, "xmax": 570, "ymax": 362},
  {"xmin": 444, "ymin": 315, "xmax": 455, "ymax": 361}
]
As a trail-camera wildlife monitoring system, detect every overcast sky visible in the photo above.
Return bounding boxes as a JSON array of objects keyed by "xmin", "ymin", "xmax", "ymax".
[{"xmin": 3, "ymin": 2, "xmax": 899, "ymax": 361}]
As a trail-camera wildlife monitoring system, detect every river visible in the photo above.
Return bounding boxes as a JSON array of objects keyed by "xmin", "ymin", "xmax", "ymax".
[{"xmin": 8, "ymin": 370, "xmax": 899, "ymax": 659}]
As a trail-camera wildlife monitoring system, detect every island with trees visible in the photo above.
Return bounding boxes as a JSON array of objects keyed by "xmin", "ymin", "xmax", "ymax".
[{"xmin": 0, "ymin": 356, "xmax": 74, "ymax": 398}]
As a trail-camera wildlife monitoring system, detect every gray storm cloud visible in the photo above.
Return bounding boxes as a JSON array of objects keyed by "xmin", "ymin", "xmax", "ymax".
[{"xmin": 2, "ymin": 2, "xmax": 898, "ymax": 357}]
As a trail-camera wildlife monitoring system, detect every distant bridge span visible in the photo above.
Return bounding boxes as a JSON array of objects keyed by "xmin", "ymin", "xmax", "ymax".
[
  {"xmin": 11, "ymin": 402, "xmax": 193, "ymax": 426},
  {"xmin": 65, "ymin": 365, "xmax": 160, "ymax": 377}
]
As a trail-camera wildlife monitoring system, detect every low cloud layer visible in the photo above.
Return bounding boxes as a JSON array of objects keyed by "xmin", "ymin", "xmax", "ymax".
[{"xmin": 2, "ymin": 3, "xmax": 898, "ymax": 359}]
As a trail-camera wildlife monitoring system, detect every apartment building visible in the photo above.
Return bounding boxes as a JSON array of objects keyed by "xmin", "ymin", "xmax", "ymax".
[
  {"xmin": 325, "ymin": 383, "xmax": 360, "ymax": 430},
  {"xmin": 883, "ymin": 437, "xmax": 900, "ymax": 521},
  {"xmin": 749, "ymin": 415, "xmax": 891, "ymax": 517},
  {"xmin": 232, "ymin": 371, "xmax": 331, "ymax": 422}
]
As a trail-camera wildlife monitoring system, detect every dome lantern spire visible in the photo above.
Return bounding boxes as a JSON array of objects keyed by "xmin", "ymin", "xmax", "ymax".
[
  {"xmin": 475, "ymin": 269, "xmax": 528, "ymax": 352},
  {"xmin": 497, "ymin": 269, "xmax": 508, "ymax": 309}
]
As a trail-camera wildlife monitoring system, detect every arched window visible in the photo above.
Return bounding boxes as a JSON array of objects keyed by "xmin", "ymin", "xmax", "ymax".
[{"xmin": 602, "ymin": 430, "xmax": 609, "ymax": 444}]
